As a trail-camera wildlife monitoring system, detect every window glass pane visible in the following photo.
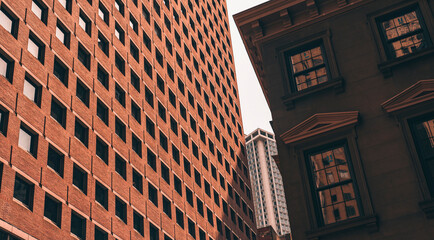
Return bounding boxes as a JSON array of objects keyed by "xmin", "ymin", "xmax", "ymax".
[
  {"xmin": 28, "ymin": 38, "xmax": 40, "ymax": 59},
  {"xmin": 56, "ymin": 26, "xmax": 65, "ymax": 43},
  {"xmin": 79, "ymin": 16, "xmax": 86, "ymax": 31},
  {"xmin": 0, "ymin": 9, "xmax": 13, "ymax": 33},
  {"xmin": 0, "ymin": 56, "xmax": 7, "ymax": 77},
  {"xmin": 31, "ymin": 1, "xmax": 43, "ymax": 19},
  {"xmin": 19, "ymin": 128, "xmax": 32, "ymax": 152}
]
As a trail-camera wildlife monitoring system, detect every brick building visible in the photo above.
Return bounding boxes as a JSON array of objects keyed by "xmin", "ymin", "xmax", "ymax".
[
  {"xmin": 0, "ymin": 0, "xmax": 256, "ymax": 239},
  {"xmin": 235, "ymin": 0, "xmax": 434, "ymax": 239}
]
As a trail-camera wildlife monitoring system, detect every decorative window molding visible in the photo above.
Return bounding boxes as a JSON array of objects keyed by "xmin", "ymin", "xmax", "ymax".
[
  {"xmin": 280, "ymin": 111, "xmax": 377, "ymax": 239},
  {"xmin": 381, "ymin": 79, "xmax": 434, "ymax": 218},
  {"xmin": 368, "ymin": 1, "xmax": 434, "ymax": 78},
  {"xmin": 278, "ymin": 30, "xmax": 344, "ymax": 109}
]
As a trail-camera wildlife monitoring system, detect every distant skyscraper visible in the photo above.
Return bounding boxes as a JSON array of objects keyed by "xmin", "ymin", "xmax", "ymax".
[{"xmin": 246, "ymin": 129, "xmax": 291, "ymax": 236}]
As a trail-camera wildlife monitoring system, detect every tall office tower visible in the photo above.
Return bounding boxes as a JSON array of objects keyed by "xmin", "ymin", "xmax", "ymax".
[
  {"xmin": 246, "ymin": 129, "xmax": 290, "ymax": 237},
  {"xmin": 236, "ymin": 0, "xmax": 434, "ymax": 239},
  {"xmin": 0, "ymin": 0, "xmax": 257, "ymax": 239}
]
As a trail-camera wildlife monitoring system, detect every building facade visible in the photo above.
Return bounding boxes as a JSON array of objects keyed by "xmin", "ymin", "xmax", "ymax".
[
  {"xmin": 246, "ymin": 129, "xmax": 291, "ymax": 236},
  {"xmin": 235, "ymin": 0, "xmax": 434, "ymax": 239},
  {"xmin": 0, "ymin": 0, "xmax": 257, "ymax": 239}
]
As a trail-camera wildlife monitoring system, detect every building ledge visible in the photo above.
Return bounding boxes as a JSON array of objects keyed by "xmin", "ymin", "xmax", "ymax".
[{"xmin": 378, "ymin": 48, "xmax": 434, "ymax": 78}]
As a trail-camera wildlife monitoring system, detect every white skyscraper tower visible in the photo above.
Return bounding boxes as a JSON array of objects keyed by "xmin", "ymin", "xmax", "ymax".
[{"xmin": 246, "ymin": 129, "xmax": 291, "ymax": 236}]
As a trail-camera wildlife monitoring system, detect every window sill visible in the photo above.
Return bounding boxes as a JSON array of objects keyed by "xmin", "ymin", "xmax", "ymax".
[
  {"xmin": 378, "ymin": 47, "xmax": 434, "ymax": 78},
  {"xmin": 419, "ymin": 199, "xmax": 434, "ymax": 219},
  {"xmin": 281, "ymin": 77, "xmax": 344, "ymax": 110},
  {"xmin": 305, "ymin": 215, "xmax": 378, "ymax": 240}
]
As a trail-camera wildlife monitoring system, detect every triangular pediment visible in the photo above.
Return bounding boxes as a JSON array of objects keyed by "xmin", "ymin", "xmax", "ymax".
[
  {"xmin": 280, "ymin": 111, "xmax": 359, "ymax": 144},
  {"xmin": 382, "ymin": 79, "xmax": 434, "ymax": 114}
]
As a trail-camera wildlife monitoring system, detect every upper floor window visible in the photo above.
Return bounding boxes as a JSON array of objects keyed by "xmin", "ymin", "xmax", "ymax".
[
  {"xmin": 31, "ymin": 0, "xmax": 48, "ymax": 24},
  {"xmin": 377, "ymin": 6, "xmax": 431, "ymax": 59},
  {"xmin": 0, "ymin": 6, "xmax": 18, "ymax": 38},
  {"xmin": 286, "ymin": 43, "xmax": 328, "ymax": 92}
]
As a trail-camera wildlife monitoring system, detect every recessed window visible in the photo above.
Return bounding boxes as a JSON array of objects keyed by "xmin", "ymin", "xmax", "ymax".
[
  {"xmin": 18, "ymin": 124, "xmax": 38, "ymax": 157},
  {"xmin": 306, "ymin": 142, "xmax": 360, "ymax": 225},
  {"xmin": 148, "ymin": 182, "xmax": 158, "ymax": 207},
  {"xmin": 115, "ymin": 196, "xmax": 127, "ymax": 223},
  {"xmin": 143, "ymin": 31, "xmax": 151, "ymax": 51},
  {"xmin": 50, "ymin": 97, "xmax": 66, "ymax": 128},
  {"xmin": 98, "ymin": 3, "xmax": 109, "ymax": 25},
  {"xmin": 130, "ymin": 41, "xmax": 139, "ymax": 62},
  {"xmin": 154, "ymin": 22, "xmax": 162, "ymax": 40},
  {"xmin": 132, "ymin": 169, "xmax": 143, "ymax": 193},
  {"xmin": 160, "ymin": 131, "xmax": 168, "ymax": 152},
  {"xmin": 0, "ymin": 6, "xmax": 18, "ymax": 38},
  {"xmin": 115, "ymin": 83, "xmax": 125, "ymax": 107},
  {"xmin": 28, "ymin": 33, "xmax": 44, "ymax": 63},
  {"xmin": 115, "ymin": 23, "xmax": 125, "ymax": 44},
  {"xmin": 197, "ymin": 197, "xmax": 204, "ymax": 216},
  {"xmin": 95, "ymin": 180, "xmax": 108, "ymax": 210},
  {"xmin": 207, "ymin": 208, "xmax": 214, "ymax": 225},
  {"xmin": 44, "ymin": 194, "xmax": 62, "ymax": 227},
  {"xmin": 97, "ymin": 65, "xmax": 109, "ymax": 89},
  {"xmin": 53, "ymin": 57, "xmax": 68, "ymax": 87},
  {"xmin": 146, "ymin": 117, "xmax": 155, "ymax": 138},
  {"xmin": 188, "ymin": 218, "xmax": 196, "ymax": 238},
  {"xmin": 71, "ymin": 211, "xmax": 86, "ymax": 239},
  {"xmin": 163, "ymin": 195, "xmax": 171, "ymax": 218},
  {"xmin": 145, "ymin": 87, "xmax": 154, "ymax": 108},
  {"xmin": 79, "ymin": 11, "xmax": 91, "ymax": 35},
  {"xmin": 74, "ymin": 118, "xmax": 88, "ymax": 147},
  {"xmin": 150, "ymin": 222, "xmax": 159, "ymax": 240},
  {"xmin": 97, "ymin": 32, "xmax": 109, "ymax": 56},
  {"xmin": 47, "ymin": 145, "xmax": 64, "ymax": 177},
  {"xmin": 114, "ymin": 0, "xmax": 124, "ymax": 15},
  {"xmin": 115, "ymin": 117, "xmax": 126, "ymax": 142},
  {"xmin": 31, "ymin": 0, "xmax": 47, "ymax": 24},
  {"xmin": 56, "ymin": 21, "xmax": 70, "ymax": 48},
  {"xmin": 174, "ymin": 174, "xmax": 182, "ymax": 196},
  {"xmin": 0, "ymin": 107, "xmax": 8, "ymax": 136},
  {"xmin": 129, "ymin": 14, "xmax": 138, "ymax": 33},
  {"xmin": 77, "ymin": 43, "xmax": 90, "ymax": 70},
  {"xmin": 285, "ymin": 43, "xmax": 329, "ymax": 92},
  {"xmin": 0, "ymin": 52, "xmax": 14, "ymax": 82},
  {"xmin": 156, "ymin": 49, "xmax": 163, "ymax": 66},
  {"xmin": 73, "ymin": 164, "xmax": 87, "ymax": 194},
  {"xmin": 133, "ymin": 210, "xmax": 144, "ymax": 235},
  {"xmin": 157, "ymin": 74, "xmax": 165, "ymax": 93},
  {"xmin": 377, "ymin": 6, "xmax": 431, "ymax": 59},
  {"xmin": 95, "ymin": 226, "xmax": 108, "ymax": 240},
  {"xmin": 194, "ymin": 169, "xmax": 201, "ymax": 187},
  {"xmin": 76, "ymin": 79, "xmax": 89, "ymax": 107},
  {"xmin": 115, "ymin": 154, "xmax": 127, "ymax": 180},
  {"xmin": 147, "ymin": 149, "xmax": 157, "ymax": 171},
  {"xmin": 184, "ymin": 158, "xmax": 191, "ymax": 176},
  {"xmin": 96, "ymin": 99, "xmax": 108, "ymax": 126},
  {"xmin": 132, "ymin": 133, "xmax": 142, "ymax": 157},
  {"xmin": 96, "ymin": 137, "xmax": 108, "ymax": 164},
  {"xmin": 59, "ymin": 0, "xmax": 72, "ymax": 13},
  {"xmin": 158, "ymin": 102, "xmax": 166, "ymax": 122},
  {"xmin": 131, "ymin": 70, "xmax": 140, "ymax": 92},
  {"xmin": 115, "ymin": 52, "xmax": 125, "ymax": 75},
  {"xmin": 170, "ymin": 116, "xmax": 178, "ymax": 136},
  {"xmin": 131, "ymin": 100, "xmax": 141, "ymax": 123},
  {"xmin": 23, "ymin": 76, "xmax": 41, "ymax": 107},
  {"xmin": 161, "ymin": 162, "xmax": 170, "ymax": 184},
  {"xmin": 176, "ymin": 207, "xmax": 184, "ymax": 228},
  {"xmin": 13, "ymin": 174, "xmax": 34, "ymax": 210},
  {"xmin": 186, "ymin": 186, "xmax": 193, "ymax": 206}
]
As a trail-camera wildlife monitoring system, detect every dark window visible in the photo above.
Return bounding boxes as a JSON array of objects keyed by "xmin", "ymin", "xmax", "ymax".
[
  {"xmin": 71, "ymin": 211, "xmax": 86, "ymax": 239},
  {"xmin": 130, "ymin": 41, "xmax": 139, "ymax": 61},
  {"xmin": 0, "ymin": 52, "xmax": 14, "ymax": 82},
  {"xmin": 131, "ymin": 70, "xmax": 140, "ymax": 92},
  {"xmin": 53, "ymin": 57, "xmax": 68, "ymax": 87},
  {"xmin": 51, "ymin": 97, "xmax": 66, "ymax": 128},
  {"xmin": 114, "ymin": 0, "xmax": 124, "ymax": 15},
  {"xmin": 132, "ymin": 134, "xmax": 142, "ymax": 157},
  {"xmin": 158, "ymin": 102, "xmax": 166, "ymax": 122},
  {"xmin": 115, "ymin": 52, "xmax": 125, "ymax": 75},
  {"xmin": 18, "ymin": 124, "xmax": 38, "ymax": 157},
  {"xmin": 377, "ymin": 6, "xmax": 431, "ymax": 59},
  {"xmin": 143, "ymin": 32, "xmax": 151, "ymax": 51},
  {"xmin": 170, "ymin": 116, "xmax": 178, "ymax": 135},
  {"xmin": 73, "ymin": 164, "xmax": 87, "ymax": 194},
  {"xmin": 44, "ymin": 194, "xmax": 62, "ymax": 227},
  {"xmin": 157, "ymin": 74, "xmax": 165, "ymax": 93},
  {"xmin": 23, "ymin": 76, "xmax": 41, "ymax": 107},
  {"xmin": 306, "ymin": 142, "xmax": 361, "ymax": 225},
  {"xmin": 172, "ymin": 144, "xmax": 180, "ymax": 164},
  {"xmin": 204, "ymin": 180, "xmax": 210, "ymax": 197},
  {"xmin": 145, "ymin": 87, "xmax": 154, "ymax": 107},
  {"xmin": 95, "ymin": 226, "xmax": 108, "ymax": 240},
  {"xmin": 184, "ymin": 158, "xmax": 191, "ymax": 176},
  {"xmin": 174, "ymin": 174, "xmax": 182, "ymax": 196},
  {"xmin": 150, "ymin": 222, "xmax": 159, "ymax": 240},
  {"xmin": 98, "ymin": 32, "xmax": 109, "ymax": 56},
  {"xmin": 115, "ymin": 154, "xmax": 127, "ymax": 180},
  {"xmin": 98, "ymin": 3, "xmax": 109, "ymax": 25},
  {"xmin": 13, "ymin": 175, "xmax": 34, "ymax": 210},
  {"xmin": 115, "ymin": 117, "xmax": 126, "ymax": 142},
  {"xmin": 194, "ymin": 169, "xmax": 201, "ymax": 187},
  {"xmin": 78, "ymin": 11, "xmax": 91, "ymax": 35},
  {"xmin": 148, "ymin": 182, "xmax": 158, "ymax": 207},
  {"xmin": 207, "ymin": 208, "xmax": 214, "ymax": 225},
  {"xmin": 47, "ymin": 145, "xmax": 64, "ymax": 177},
  {"xmin": 144, "ymin": 57, "xmax": 153, "ymax": 78},
  {"xmin": 77, "ymin": 43, "xmax": 90, "ymax": 70},
  {"xmin": 115, "ymin": 197, "xmax": 127, "ymax": 223},
  {"xmin": 133, "ymin": 210, "xmax": 144, "ymax": 235},
  {"xmin": 130, "ymin": 15, "xmax": 138, "ymax": 33},
  {"xmin": 96, "ymin": 137, "xmax": 108, "ymax": 164},
  {"xmin": 96, "ymin": 99, "xmax": 109, "ymax": 125},
  {"xmin": 28, "ymin": 32, "xmax": 45, "ymax": 64},
  {"xmin": 0, "ymin": 6, "xmax": 18, "ymax": 38},
  {"xmin": 74, "ymin": 118, "xmax": 88, "ymax": 147},
  {"xmin": 147, "ymin": 149, "xmax": 157, "ymax": 171},
  {"xmin": 97, "ymin": 65, "xmax": 109, "ymax": 89},
  {"xmin": 146, "ymin": 117, "xmax": 155, "ymax": 138},
  {"xmin": 176, "ymin": 208, "xmax": 184, "ymax": 228},
  {"xmin": 115, "ymin": 83, "xmax": 126, "ymax": 107},
  {"xmin": 161, "ymin": 162, "xmax": 170, "ymax": 184},
  {"xmin": 214, "ymin": 189, "xmax": 220, "ymax": 206},
  {"xmin": 156, "ymin": 49, "xmax": 163, "ymax": 66},
  {"xmin": 160, "ymin": 131, "xmax": 168, "ymax": 152},
  {"xmin": 115, "ymin": 23, "xmax": 125, "ymax": 44},
  {"xmin": 131, "ymin": 100, "xmax": 141, "ymax": 123},
  {"xmin": 132, "ymin": 169, "xmax": 143, "ymax": 193},
  {"xmin": 197, "ymin": 198, "xmax": 204, "ymax": 216},
  {"xmin": 188, "ymin": 218, "xmax": 196, "ymax": 238},
  {"xmin": 153, "ymin": 0, "xmax": 161, "ymax": 15},
  {"xmin": 285, "ymin": 42, "xmax": 329, "ymax": 92},
  {"xmin": 76, "ymin": 79, "xmax": 89, "ymax": 106},
  {"xmin": 155, "ymin": 22, "xmax": 162, "ymax": 39},
  {"xmin": 163, "ymin": 195, "xmax": 172, "ymax": 218},
  {"xmin": 95, "ymin": 180, "xmax": 108, "ymax": 210},
  {"xmin": 186, "ymin": 186, "xmax": 193, "ymax": 207}
]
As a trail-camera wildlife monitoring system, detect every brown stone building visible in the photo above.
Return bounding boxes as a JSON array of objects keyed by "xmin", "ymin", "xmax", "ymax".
[
  {"xmin": 0, "ymin": 0, "xmax": 257, "ymax": 239},
  {"xmin": 235, "ymin": 0, "xmax": 434, "ymax": 239}
]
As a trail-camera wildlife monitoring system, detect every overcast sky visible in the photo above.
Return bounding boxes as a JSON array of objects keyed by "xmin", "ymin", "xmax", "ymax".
[{"xmin": 226, "ymin": 1, "xmax": 273, "ymax": 135}]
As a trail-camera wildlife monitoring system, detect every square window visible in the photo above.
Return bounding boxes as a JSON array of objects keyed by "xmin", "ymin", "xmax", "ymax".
[
  {"xmin": 44, "ymin": 194, "xmax": 62, "ymax": 227},
  {"xmin": 115, "ymin": 117, "xmax": 126, "ymax": 142},
  {"xmin": 53, "ymin": 57, "xmax": 68, "ymax": 87},
  {"xmin": 377, "ymin": 6, "xmax": 431, "ymax": 59},
  {"xmin": 47, "ymin": 145, "xmax": 64, "ymax": 177},
  {"xmin": 115, "ymin": 83, "xmax": 125, "ymax": 107},
  {"xmin": 130, "ymin": 42, "xmax": 139, "ymax": 62},
  {"xmin": 143, "ymin": 31, "xmax": 151, "ymax": 51},
  {"xmin": 115, "ymin": 154, "xmax": 127, "ymax": 180},
  {"xmin": 184, "ymin": 158, "xmax": 191, "ymax": 176},
  {"xmin": 98, "ymin": 32, "xmax": 109, "ymax": 56},
  {"xmin": 51, "ymin": 97, "xmax": 66, "ymax": 128},
  {"xmin": 154, "ymin": 22, "xmax": 162, "ymax": 39},
  {"xmin": 194, "ymin": 169, "xmax": 201, "ymax": 187},
  {"xmin": 79, "ymin": 11, "xmax": 91, "ymax": 35},
  {"xmin": 115, "ymin": 52, "xmax": 125, "ymax": 75},
  {"xmin": 131, "ymin": 70, "xmax": 140, "ymax": 92},
  {"xmin": 28, "ymin": 33, "xmax": 45, "ymax": 63},
  {"xmin": 144, "ymin": 57, "xmax": 153, "ymax": 77},
  {"xmin": 96, "ymin": 99, "xmax": 109, "ymax": 125},
  {"xmin": 95, "ymin": 226, "xmax": 108, "ymax": 240},
  {"xmin": 95, "ymin": 180, "xmax": 108, "ymax": 209},
  {"xmin": 148, "ymin": 182, "xmax": 158, "ymax": 207},
  {"xmin": 132, "ymin": 133, "xmax": 142, "ymax": 157},
  {"xmin": 115, "ymin": 197, "xmax": 127, "ymax": 223},
  {"xmin": 77, "ymin": 43, "xmax": 90, "ymax": 70},
  {"xmin": 161, "ymin": 162, "xmax": 170, "ymax": 184},
  {"xmin": 71, "ymin": 211, "xmax": 86, "ymax": 239},
  {"xmin": 0, "ymin": 52, "xmax": 14, "ymax": 82},
  {"xmin": 115, "ymin": 0, "xmax": 124, "ymax": 15},
  {"xmin": 56, "ymin": 21, "xmax": 70, "ymax": 48},
  {"xmin": 130, "ymin": 14, "xmax": 138, "ymax": 33},
  {"xmin": 18, "ymin": 124, "xmax": 38, "ymax": 157},
  {"xmin": 96, "ymin": 137, "xmax": 108, "ymax": 164},
  {"xmin": 0, "ymin": 6, "xmax": 18, "ymax": 37},
  {"xmin": 73, "ymin": 164, "xmax": 87, "ymax": 194},
  {"xmin": 76, "ymin": 79, "xmax": 89, "ymax": 107},
  {"xmin": 97, "ymin": 65, "xmax": 109, "ymax": 89},
  {"xmin": 147, "ymin": 149, "xmax": 157, "ymax": 171},
  {"xmin": 133, "ymin": 210, "xmax": 144, "ymax": 235},
  {"xmin": 74, "ymin": 118, "xmax": 88, "ymax": 147},
  {"xmin": 186, "ymin": 187, "xmax": 193, "ymax": 207},
  {"xmin": 160, "ymin": 131, "xmax": 168, "ymax": 152},
  {"xmin": 0, "ymin": 107, "xmax": 8, "ymax": 136},
  {"xmin": 197, "ymin": 198, "xmax": 204, "ymax": 216},
  {"xmin": 176, "ymin": 208, "xmax": 184, "ymax": 228},
  {"xmin": 174, "ymin": 175, "xmax": 182, "ymax": 196},
  {"xmin": 132, "ymin": 169, "xmax": 143, "ymax": 193},
  {"xmin": 163, "ymin": 195, "xmax": 172, "ymax": 218},
  {"xmin": 158, "ymin": 102, "xmax": 166, "ymax": 122},
  {"xmin": 131, "ymin": 100, "xmax": 141, "ymax": 123},
  {"xmin": 23, "ymin": 76, "xmax": 41, "ymax": 106},
  {"xmin": 115, "ymin": 23, "xmax": 125, "ymax": 44},
  {"xmin": 146, "ymin": 117, "xmax": 155, "ymax": 138},
  {"xmin": 285, "ymin": 42, "xmax": 329, "ymax": 92},
  {"xmin": 172, "ymin": 144, "xmax": 180, "ymax": 164},
  {"xmin": 98, "ymin": 3, "xmax": 109, "ymax": 25},
  {"xmin": 13, "ymin": 174, "xmax": 34, "ymax": 210}
]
